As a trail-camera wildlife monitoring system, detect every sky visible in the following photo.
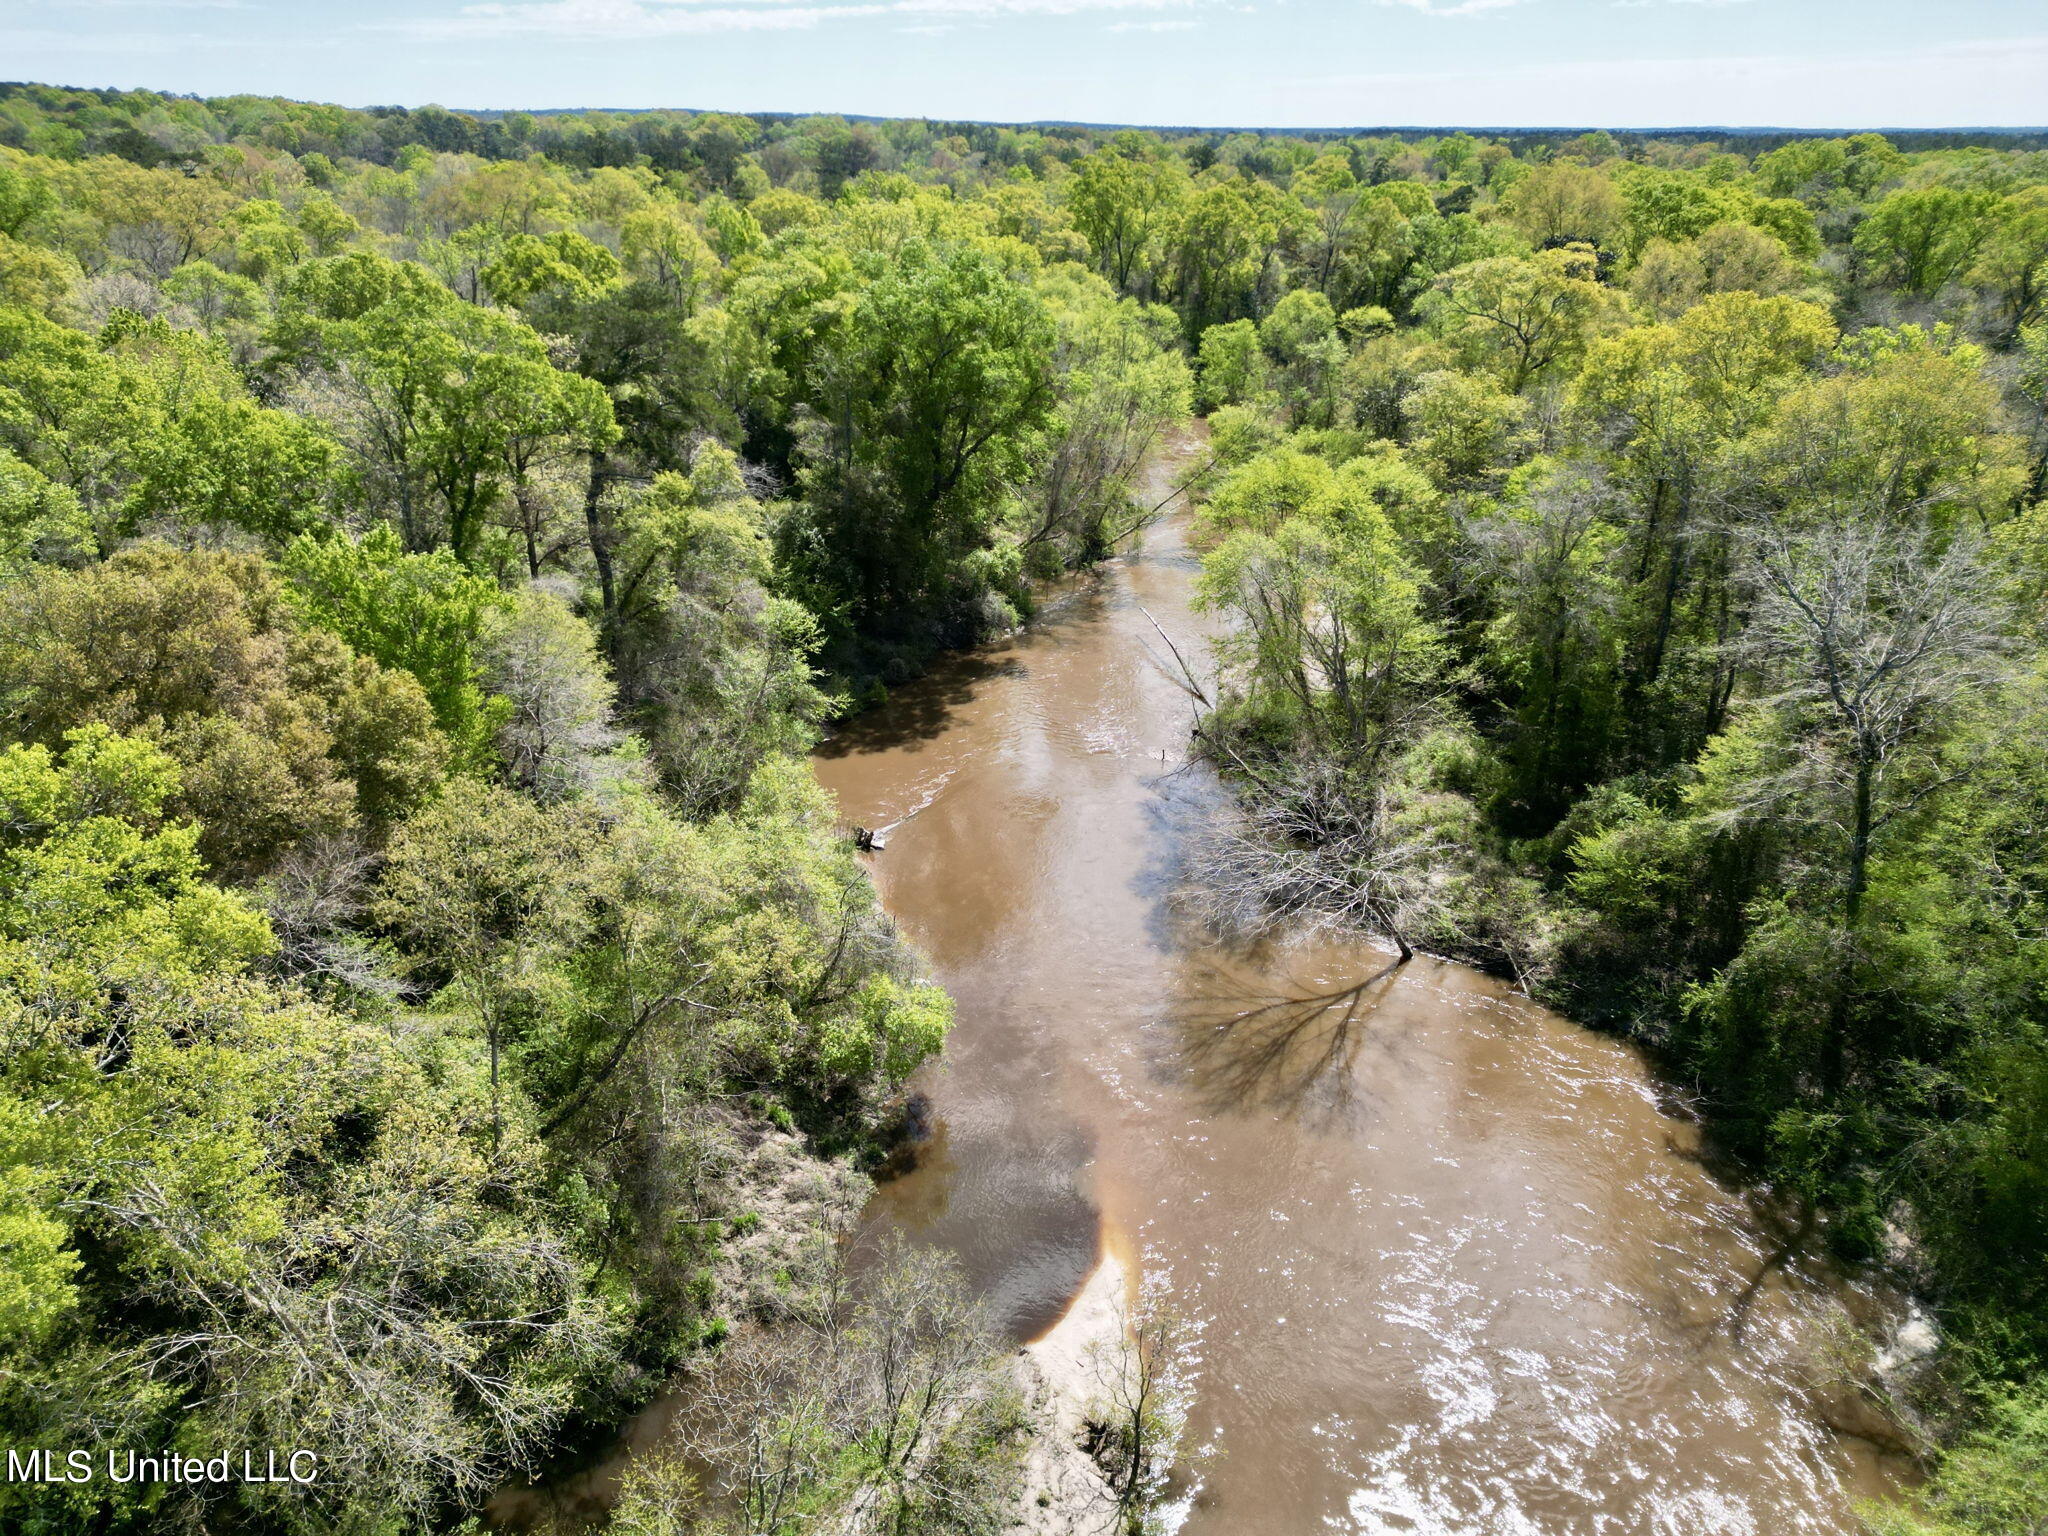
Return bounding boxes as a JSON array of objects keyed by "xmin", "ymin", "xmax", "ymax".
[{"xmin": 2, "ymin": 0, "xmax": 2044, "ymax": 129}]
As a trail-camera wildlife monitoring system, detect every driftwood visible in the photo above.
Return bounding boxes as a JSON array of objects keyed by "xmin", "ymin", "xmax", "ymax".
[
  {"xmin": 1135, "ymin": 604, "xmax": 1210, "ymax": 708},
  {"xmin": 853, "ymin": 792, "xmax": 941, "ymax": 853}
]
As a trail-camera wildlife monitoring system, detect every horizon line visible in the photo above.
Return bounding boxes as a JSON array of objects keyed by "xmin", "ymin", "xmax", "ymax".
[{"xmin": 4, "ymin": 82, "xmax": 2045, "ymax": 139}]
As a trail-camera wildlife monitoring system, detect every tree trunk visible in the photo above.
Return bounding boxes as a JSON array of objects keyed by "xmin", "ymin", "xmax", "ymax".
[
  {"xmin": 583, "ymin": 451, "xmax": 619, "ymax": 662},
  {"xmin": 1846, "ymin": 750, "xmax": 1874, "ymax": 929},
  {"xmin": 1638, "ymin": 479, "xmax": 1690, "ymax": 697},
  {"xmin": 516, "ymin": 474, "xmax": 541, "ymax": 579},
  {"xmin": 397, "ymin": 464, "xmax": 421, "ymax": 553},
  {"xmin": 1824, "ymin": 752, "xmax": 1876, "ymax": 1098}
]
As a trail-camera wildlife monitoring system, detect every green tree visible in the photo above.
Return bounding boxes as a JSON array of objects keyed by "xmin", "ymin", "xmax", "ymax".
[
  {"xmin": 302, "ymin": 287, "xmax": 616, "ymax": 564},
  {"xmin": 614, "ymin": 444, "xmax": 832, "ymax": 815},
  {"xmin": 1200, "ymin": 456, "xmax": 1440, "ymax": 762},
  {"xmin": 0, "ymin": 160, "xmax": 54, "ymax": 238},
  {"xmin": 1423, "ymin": 246, "xmax": 1617, "ymax": 393},
  {"xmin": 1068, "ymin": 149, "xmax": 1185, "ymax": 296},
  {"xmin": 1736, "ymin": 338, "xmax": 2029, "ymax": 529},
  {"xmin": 227, "ymin": 196, "xmax": 307, "ymax": 281},
  {"xmin": 283, "ymin": 524, "xmax": 510, "ymax": 767},
  {"xmin": 0, "ymin": 445, "xmax": 84, "ymax": 573},
  {"xmin": 620, "ymin": 204, "xmax": 721, "ymax": 309},
  {"xmin": 1020, "ymin": 268, "xmax": 1191, "ymax": 566},
  {"xmin": 0, "ymin": 306, "xmax": 336, "ymax": 545},
  {"xmin": 784, "ymin": 237, "xmax": 1056, "ymax": 645},
  {"xmin": 1196, "ymin": 318, "xmax": 1266, "ymax": 411},
  {"xmin": 1260, "ymin": 288, "xmax": 1345, "ymax": 426},
  {"xmin": 375, "ymin": 777, "xmax": 579, "ymax": 1147},
  {"xmin": 1475, "ymin": 461, "xmax": 1625, "ymax": 819},
  {"xmin": 294, "ymin": 191, "xmax": 359, "ymax": 255},
  {"xmin": 1568, "ymin": 292, "xmax": 1838, "ymax": 762},
  {"xmin": 1499, "ymin": 161, "xmax": 1620, "ymax": 249},
  {"xmin": 1169, "ymin": 174, "xmax": 1303, "ymax": 340},
  {"xmin": 483, "ymin": 227, "xmax": 624, "ymax": 309},
  {"xmin": 1865, "ymin": 1383, "xmax": 2048, "ymax": 1536},
  {"xmin": 0, "ymin": 230, "xmax": 76, "ymax": 317},
  {"xmin": 162, "ymin": 258, "xmax": 265, "ymax": 334},
  {"xmin": 0, "ymin": 545, "xmax": 446, "ymax": 870},
  {"xmin": 1969, "ymin": 186, "xmax": 2048, "ymax": 339},
  {"xmin": 1854, "ymin": 187, "xmax": 1998, "ymax": 297}
]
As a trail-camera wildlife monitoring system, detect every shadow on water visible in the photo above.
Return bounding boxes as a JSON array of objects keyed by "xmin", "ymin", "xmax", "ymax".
[
  {"xmin": 813, "ymin": 650, "xmax": 1028, "ymax": 756},
  {"xmin": 814, "ymin": 577, "xmax": 1119, "ymax": 760},
  {"xmin": 1725, "ymin": 1204, "xmax": 1821, "ymax": 1344},
  {"xmin": 1130, "ymin": 757, "xmax": 1412, "ymax": 1131},
  {"xmin": 1128, "ymin": 758, "xmax": 1232, "ymax": 950},
  {"xmin": 1170, "ymin": 960, "xmax": 1408, "ymax": 1129}
]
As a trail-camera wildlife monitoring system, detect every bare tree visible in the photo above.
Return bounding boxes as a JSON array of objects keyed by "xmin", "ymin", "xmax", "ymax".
[
  {"xmin": 1741, "ymin": 516, "xmax": 2007, "ymax": 930},
  {"xmin": 484, "ymin": 583, "xmax": 626, "ymax": 804},
  {"xmin": 259, "ymin": 833, "xmax": 397, "ymax": 997},
  {"xmin": 658, "ymin": 1237, "xmax": 1021, "ymax": 1536},
  {"xmin": 1083, "ymin": 1275, "xmax": 1202, "ymax": 1534},
  {"xmin": 1183, "ymin": 748, "xmax": 1449, "ymax": 962}
]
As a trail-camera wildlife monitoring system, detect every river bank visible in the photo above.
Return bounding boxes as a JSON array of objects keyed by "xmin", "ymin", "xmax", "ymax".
[
  {"xmin": 814, "ymin": 421, "xmax": 1917, "ymax": 1534},
  {"xmin": 1012, "ymin": 1248, "xmax": 1134, "ymax": 1534}
]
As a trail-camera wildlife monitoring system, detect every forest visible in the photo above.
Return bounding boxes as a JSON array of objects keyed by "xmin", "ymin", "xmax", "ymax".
[{"xmin": 0, "ymin": 79, "xmax": 2045, "ymax": 1535}]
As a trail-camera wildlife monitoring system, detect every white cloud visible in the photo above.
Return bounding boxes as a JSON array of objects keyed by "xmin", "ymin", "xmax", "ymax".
[
  {"xmin": 395, "ymin": 1, "xmax": 874, "ymax": 36},
  {"xmin": 1287, "ymin": 33, "xmax": 2048, "ymax": 127},
  {"xmin": 37, "ymin": 0, "xmax": 248, "ymax": 9},
  {"xmin": 384, "ymin": 0, "xmax": 1203, "ymax": 38},
  {"xmin": 0, "ymin": 28, "xmax": 164, "ymax": 51},
  {"xmin": 1373, "ymin": 0, "xmax": 1530, "ymax": 16},
  {"xmin": 1105, "ymin": 14, "xmax": 1199, "ymax": 24}
]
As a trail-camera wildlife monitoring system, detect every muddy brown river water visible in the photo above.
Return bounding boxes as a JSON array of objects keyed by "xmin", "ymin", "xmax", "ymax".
[{"xmin": 811, "ymin": 428, "xmax": 1912, "ymax": 1536}]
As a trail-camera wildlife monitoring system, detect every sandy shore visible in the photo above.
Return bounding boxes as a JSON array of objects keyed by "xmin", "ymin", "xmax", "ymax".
[{"xmin": 1013, "ymin": 1247, "xmax": 1132, "ymax": 1534}]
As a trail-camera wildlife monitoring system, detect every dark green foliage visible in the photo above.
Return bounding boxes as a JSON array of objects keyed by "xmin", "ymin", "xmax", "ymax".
[{"xmin": 781, "ymin": 237, "xmax": 1056, "ymax": 653}]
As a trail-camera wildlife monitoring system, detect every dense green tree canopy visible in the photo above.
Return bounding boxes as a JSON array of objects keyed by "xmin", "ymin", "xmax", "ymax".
[{"xmin": 0, "ymin": 81, "xmax": 2044, "ymax": 1536}]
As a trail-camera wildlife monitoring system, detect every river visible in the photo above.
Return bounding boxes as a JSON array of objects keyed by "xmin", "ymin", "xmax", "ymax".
[{"xmin": 810, "ymin": 425, "xmax": 1913, "ymax": 1536}]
